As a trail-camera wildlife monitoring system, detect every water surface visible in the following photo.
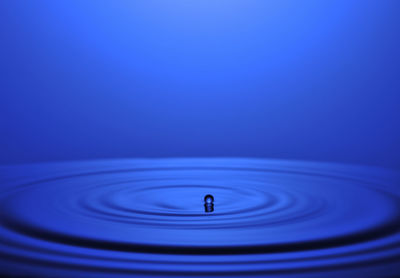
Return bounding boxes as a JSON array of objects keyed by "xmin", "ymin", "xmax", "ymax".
[{"xmin": 0, "ymin": 158, "xmax": 399, "ymax": 277}]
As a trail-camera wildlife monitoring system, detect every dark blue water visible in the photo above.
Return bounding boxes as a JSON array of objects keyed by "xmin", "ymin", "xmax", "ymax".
[{"xmin": 0, "ymin": 158, "xmax": 399, "ymax": 277}]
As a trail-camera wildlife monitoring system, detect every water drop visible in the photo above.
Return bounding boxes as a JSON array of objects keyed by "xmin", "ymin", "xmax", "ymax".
[{"xmin": 204, "ymin": 194, "xmax": 214, "ymax": 213}]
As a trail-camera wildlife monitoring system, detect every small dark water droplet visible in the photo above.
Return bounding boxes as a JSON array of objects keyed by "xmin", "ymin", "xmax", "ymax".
[
  {"xmin": 204, "ymin": 194, "xmax": 214, "ymax": 204},
  {"xmin": 204, "ymin": 194, "xmax": 214, "ymax": 213}
]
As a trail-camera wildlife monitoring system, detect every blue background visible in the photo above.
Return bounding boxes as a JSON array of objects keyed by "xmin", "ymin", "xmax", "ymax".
[{"xmin": 1, "ymin": 0, "xmax": 399, "ymax": 169}]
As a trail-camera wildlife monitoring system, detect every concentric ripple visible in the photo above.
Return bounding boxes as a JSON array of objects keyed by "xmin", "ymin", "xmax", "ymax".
[{"xmin": 0, "ymin": 158, "xmax": 400, "ymax": 277}]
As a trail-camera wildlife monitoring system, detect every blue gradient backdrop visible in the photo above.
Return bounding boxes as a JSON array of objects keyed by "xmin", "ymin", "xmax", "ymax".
[{"xmin": 1, "ymin": 0, "xmax": 400, "ymax": 168}]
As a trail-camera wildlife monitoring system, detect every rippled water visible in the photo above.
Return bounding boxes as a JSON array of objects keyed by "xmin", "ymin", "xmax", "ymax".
[{"xmin": 0, "ymin": 158, "xmax": 399, "ymax": 277}]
